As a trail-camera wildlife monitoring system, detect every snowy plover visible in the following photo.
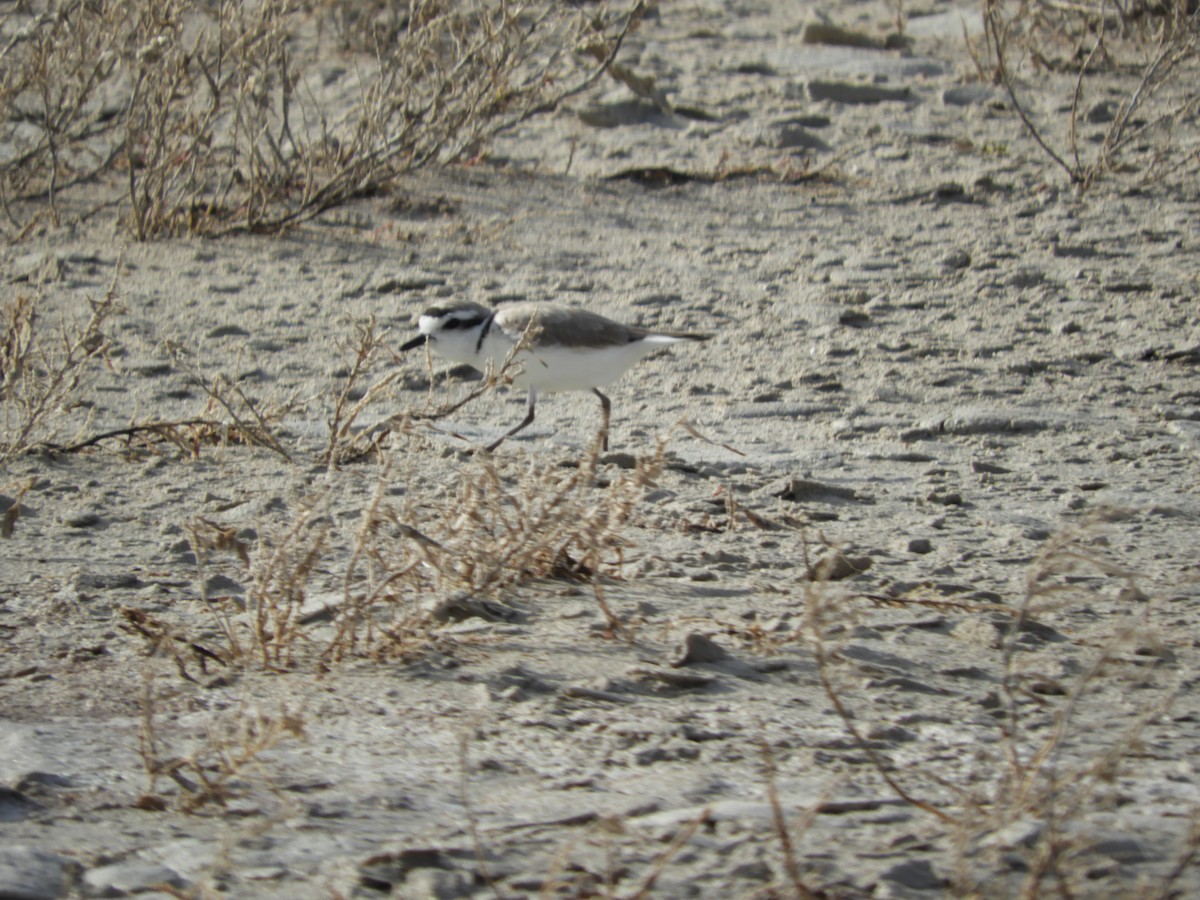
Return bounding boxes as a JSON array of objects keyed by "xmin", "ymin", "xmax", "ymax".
[{"xmin": 400, "ymin": 300, "xmax": 710, "ymax": 451}]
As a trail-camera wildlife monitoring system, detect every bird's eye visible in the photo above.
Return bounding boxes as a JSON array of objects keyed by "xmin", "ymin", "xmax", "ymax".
[{"xmin": 443, "ymin": 319, "xmax": 460, "ymax": 331}]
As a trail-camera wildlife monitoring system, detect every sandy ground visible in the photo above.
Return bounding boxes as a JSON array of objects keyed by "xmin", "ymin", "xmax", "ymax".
[{"xmin": 3, "ymin": 1, "xmax": 1200, "ymax": 897}]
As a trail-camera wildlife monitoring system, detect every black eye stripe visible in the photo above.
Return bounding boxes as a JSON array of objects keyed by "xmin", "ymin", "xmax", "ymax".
[{"xmin": 440, "ymin": 314, "xmax": 486, "ymax": 331}]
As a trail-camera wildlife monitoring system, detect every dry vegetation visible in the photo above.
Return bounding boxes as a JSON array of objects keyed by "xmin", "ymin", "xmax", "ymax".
[
  {"xmin": 2, "ymin": 2, "xmax": 1196, "ymax": 895},
  {"xmin": 795, "ymin": 515, "xmax": 1194, "ymax": 896},
  {"xmin": 973, "ymin": 0, "xmax": 1200, "ymax": 188},
  {"xmin": 0, "ymin": 263, "xmax": 123, "ymax": 462},
  {"xmin": 170, "ymin": 435, "xmax": 664, "ymax": 671},
  {"xmin": 138, "ymin": 677, "xmax": 306, "ymax": 814},
  {"xmin": 0, "ymin": 0, "xmax": 648, "ymax": 238}
]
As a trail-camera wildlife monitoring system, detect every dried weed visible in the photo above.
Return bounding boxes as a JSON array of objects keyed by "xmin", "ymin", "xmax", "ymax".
[
  {"xmin": 798, "ymin": 512, "xmax": 1183, "ymax": 894},
  {"xmin": 153, "ymin": 432, "xmax": 664, "ymax": 670},
  {"xmin": 138, "ymin": 675, "xmax": 305, "ymax": 814},
  {"xmin": 0, "ymin": 259, "xmax": 123, "ymax": 460},
  {"xmin": 0, "ymin": 0, "xmax": 650, "ymax": 238},
  {"xmin": 972, "ymin": 0, "xmax": 1199, "ymax": 188}
]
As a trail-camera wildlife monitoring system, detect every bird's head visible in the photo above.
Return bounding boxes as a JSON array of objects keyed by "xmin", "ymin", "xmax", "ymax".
[{"xmin": 400, "ymin": 301, "xmax": 492, "ymax": 356}]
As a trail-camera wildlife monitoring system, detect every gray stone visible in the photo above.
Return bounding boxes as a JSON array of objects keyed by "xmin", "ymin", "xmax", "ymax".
[
  {"xmin": 62, "ymin": 510, "xmax": 103, "ymax": 528},
  {"xmin": 943, "ymin": 85, "xmax": 998, "ymax": 106},
  {"xmin": 0, "ymin": 786, "xmax": 41, "ymax": 823},
  {"xmin": 82, "ymin": 861, "xmax": 188, "ymax": 897},
  {"xmin": 202, "ymin": 573, "xmax": 245, "ymax": 596},
  {"xmin": 672, "ymin": 633, "xmax": 729, "ymax": 665},
  {"xmin": 808, "ymin": 80, "xmax": 912, "ymax": 104},
  {"xmin": 767, "ymin": 124, "xmax": 832, "ymax": 152},
  {"xmin": 880, "ymin": 858, "xmax": 946, "ymax": 890},
  {"xmin": 801, "ymin": 21, "xmax": 882, "ymax": 49},
  {"xmin": 942, "ymin": 249, "xmax": 972, "ymax": 269},
  {"xmin": 0, "ymin": 845, "xmax": 72, "ymax": 900},
  {"xmin": 402, "ymin": 868, "xmax": 474, "ymax": 899},
  {"xmin": 1087, "ymin": 100, "xmax": 1119, "ymax": 124}
]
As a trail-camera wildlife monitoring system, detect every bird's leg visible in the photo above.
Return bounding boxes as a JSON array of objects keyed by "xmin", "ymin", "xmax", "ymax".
[
  {"xmin": 485, "ymin": 388, "xmax": 537, "ymax": 452},
  {"xmin": 592, "ymin": 388, "xmax": 611, "ymax": 452}
]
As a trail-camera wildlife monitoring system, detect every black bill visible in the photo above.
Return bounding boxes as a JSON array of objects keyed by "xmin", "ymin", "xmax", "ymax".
[{"xmin": 400, "ymin": 334, "xmax": 427, "ymax": 352}]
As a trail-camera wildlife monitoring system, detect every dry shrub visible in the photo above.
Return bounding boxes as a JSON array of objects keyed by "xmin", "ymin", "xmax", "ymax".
[
  {"xmin": 323, "ymin": 313, "xmax": 409, "ymax": 466},
  {"xmin": 0, "ymin": 289, "xmax": 298, "ymax": 458},
  {"xmin": 975, "ymin": 0, "xmax": 1200, "ymax": 188},
  {"xmin": 138, "ymin": 676, "xmax": 306, "ymax": 813},
  {"xmin": 802, "ymin": 513, "xmax": 1185, "ymax": 894},
  {"xmin": 175, "ymin": 434, "xmax": 663, "ymax": 669},
  {"xmin": 957, "ymin": 514, "xmax": 1171, "ymax": 895},
  {"xmin": 0, "ymin": 267, "xmax": 123, "ymax": 461},
  {"xmin": 330, "ymin": 437, "xmax": 663, "ymax": 657},
  {"xmin": 0, "ymin": 0, "xmax": 649, "ymax": 238},
  {"xmin": 0, "ymin": 0, "xmax": 125, "ymax": 228}
]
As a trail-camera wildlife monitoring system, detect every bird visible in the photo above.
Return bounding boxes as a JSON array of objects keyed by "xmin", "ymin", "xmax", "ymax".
[{"xmin": 400, "ymin": 300, "xmax": 711, "ymax": 452}]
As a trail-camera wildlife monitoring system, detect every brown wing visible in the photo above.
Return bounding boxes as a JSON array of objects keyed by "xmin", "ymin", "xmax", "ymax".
[{"xmin": 495, "ymin": 303, "xmax": 710, "ymax": 347}]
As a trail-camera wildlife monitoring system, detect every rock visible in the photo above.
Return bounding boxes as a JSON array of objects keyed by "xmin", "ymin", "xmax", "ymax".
[
  {"xmin": 62, "ymin": 509, "xmax": 104, "ymax": 528},
  {"xmin": 801, "ymin": 21, "xmax": 882, "ymax": 49},
  {"xmin": 1088, "ymin": 836, "xmax": 1154, "ymax": 864},
  {"xmin": 1009, "ymin": 268, "xmax": 1046, "ymax": 288},
  {"xmin": 776, "ymin": 478, "xmax": 864, "ymax": 504},
  {"xmin": 943, "ymin": 85, "xmax": 998, "ymax": 106},
  {"xmin": 634, "ymin": 742, "xmax": 701, "ymax": 765},
  {"xmin": 403, "ymin": 868, "xmax": 474, "ymax": 899},
  {"xmin": 202, "ymin": 574, "xmax": 245, "ymax": 596},
  {"xmin": 866, "ymin": 724, "xmax": 918, "ymax": 743},
  {"xmin": 808, "ymin": 81, "xmax": 911, "ymax": 104},
  {"xmin": 205, "ymin": 324, "xmax": 251, "ymax": 339},
  {"xmin": 0, "ymin": 845, "xmax": 73, "ymax": 900},
  {"xmin": 1087, "ymin": 100, "xmax": 1119, "ymax": 124},
  {"xmin": 809, "ymin": 550, "xmax": 873, "ymax": 581},
  {"xmin": 941, "ymin": 248, "xmax": 972, "ymax": 270},
  {"xmin": 0, "ymin": 786, "xmax": 41, "ymax": 822},
  {"xmin": 12, "ymin": 771, "xmax": 73, "ymax": 792},
  {"xmin": 731, "ymin": 859, "xmax": 774, "ymax": 881},
  {"xmin": 880, "ymin": 858, "xmax": 946, "ymax": 890},
  {"xmin": 979, "ymin": 817, "xmax": 1044, "ymax": 850},
  {"xmin": 907, "ymin": 538, "xmax": 934, "ymax": 554},
  {"xmin": 672, "ymin": 633, "xmax": 729, "ymax": 666},
  {"xmin": 951, "ymin": 618, "xmax": 1003, "ymax": 649},
  {"xmin": 82, "ymin": 860, "xmax": 189, "ymax": 897}
]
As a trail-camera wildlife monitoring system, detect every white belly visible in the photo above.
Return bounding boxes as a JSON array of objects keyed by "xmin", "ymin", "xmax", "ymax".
[{"xmin": 481, "ymin": 335, "xmax": 679, "ymax": 392}]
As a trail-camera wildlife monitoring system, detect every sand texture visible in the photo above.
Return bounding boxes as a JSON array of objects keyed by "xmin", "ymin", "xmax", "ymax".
[{"xmin": 3, "ymin": 1, "xmax": 1200, "ymax": 897}]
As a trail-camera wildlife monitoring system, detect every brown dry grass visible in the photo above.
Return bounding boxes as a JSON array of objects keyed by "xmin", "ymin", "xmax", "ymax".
[
  {"xmin": 0, "ymin": 261, "xmax": 123, "ymax": 462},
  {"xmin": 148, "ymin": 431, "xmax": 666, "ymax": 671},
  {"xmin": 973, "ymin": 0, "xmax": 1200, "ymax": 188},
  {"xmin": 137, "ymin": 674, "xmax": 306, "ymax": 813},
  {"xmin": 0, "ymin": 0, "xmax": 648, "ymax": 239},
  {"xmin": 794, "ymin": 512, "xmax": 1189, "ymax": 896}
]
